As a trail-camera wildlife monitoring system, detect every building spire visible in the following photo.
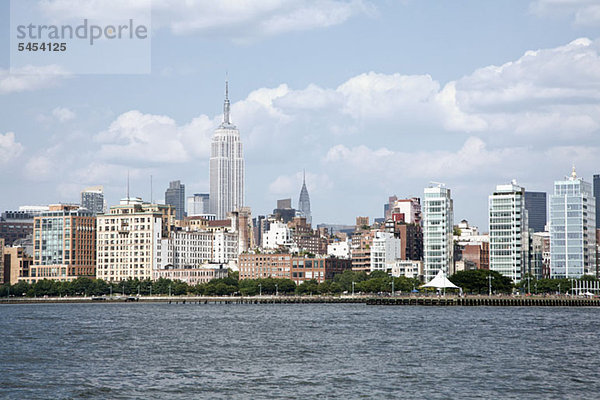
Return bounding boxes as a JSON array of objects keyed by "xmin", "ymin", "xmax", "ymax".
[
  {"xmin": 223, "ymin": 76, "xmax": 230, "ymax": 125},
  {"xmin": 303, "ymin": 169, "xmax": 306, "ymax": 185}
]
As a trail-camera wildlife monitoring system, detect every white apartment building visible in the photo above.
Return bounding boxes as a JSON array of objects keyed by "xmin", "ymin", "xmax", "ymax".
[
  {"xmin": 370, "ymin": 231, "xmax": 401, "ymax": 272},
  {"xmin": 262, "ymin": 221, "xmax": 293, "ymax": 249},
  {"xmin": 489, "ymin": 181, "xmax": 528, "ymax": 282},
  {"xmin": 423, "ymin": 184, "xmax": 454, "ymax": 281},
  {"xmin": 96, "ymin": 198, "xmax": 174, "ymax": 282},
  {"xmin": 327, "ymin": 239, "xmax": 350, "ymax": 259},
  {"xmin": 390, "ymin": 260, "xmax": 421, "ymax": 279}
]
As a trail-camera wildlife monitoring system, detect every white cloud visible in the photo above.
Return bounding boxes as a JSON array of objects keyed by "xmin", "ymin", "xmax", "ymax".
[
  {"xmin": 38, "ymin": 0, "xmax": 374, "ymax": 41},
  {"xmin": 51, "ymin": 107, "xmax": 76, "ymax": 122},
  {"xmin": 0, "ymin": 65, "xmax": 69, "ymax": 95},
  {"xmin": 24, "ymin": 155, "xmax": 54, "ymax": 181},
  {"xmin": 0, "ymin": 132, "xmax": 24, "ymax": 164},
  {"xmin": 94, "ymin": 110, "xmax": 213, "ymax": 164},
  {"xmin": 268, "ymin": 171, "xmax": 332, "ymax": 196},
  {"xmin": 530, "ymin": 0, "xmax": 600, "ymax": 25}
]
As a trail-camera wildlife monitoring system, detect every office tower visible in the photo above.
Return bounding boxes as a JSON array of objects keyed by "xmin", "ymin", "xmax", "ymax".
[
  {"xmin": 298, "ymin": 171, "xmax": 312, "ymax": 226},
  {"xmin": 96, "ymin": 198, "xmax": 175, "ymax": 282},
  {"xmin": 423, "ymin": 184, "xmax": 453, "ymax": 281},
  {"xmin": 209, "ymin": 81, "xmax": 245, "ymax": 219},
  {"xmin": 594, "ymin": 174, "xmax": 599, "ymax": 229},
  {"xmin": 550, "ymin": 168, "xmax": 596, "ymax": 278},
  {"xmin": 29, "ymin": 205, "xmax": 96, "ymax": 283},
  {"xmin": 489, "ymin": 181, "xmax": 528, "ymax": 282},
  {"xmin": 524, "ymin": 191, "xmax": 547, "ymax": 232},
  {"xmin": 165, "ymin": 180, "xmax": 185, "ymax": 220},
  {"xmin": 81, "ymin": 186, "xmax": 105, "ymax": 215},
  {"xmin": 187, "ymin": 193, "xmax": 210, "ymax": 216}
]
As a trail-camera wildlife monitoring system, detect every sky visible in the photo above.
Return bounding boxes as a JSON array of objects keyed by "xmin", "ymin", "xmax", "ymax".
[{"xmin": 0, "ymin": 0, "xmax": 599, "ymax": 230}]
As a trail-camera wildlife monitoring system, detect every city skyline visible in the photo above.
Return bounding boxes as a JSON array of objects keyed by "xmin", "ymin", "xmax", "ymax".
[{"xmin": 1, "ymin": 1, "xmax": 600, "ymax": 228}]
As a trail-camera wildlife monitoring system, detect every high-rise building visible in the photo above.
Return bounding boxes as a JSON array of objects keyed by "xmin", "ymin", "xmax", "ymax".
[
  {"xmin": 524, "ymin": 191, "xmax": 547, "ymax": 232},
  {"xmin": 594, "ymin": 174, "xmax": 600, "ymax": 229},
  {"xmin": 423, "ymin": 184, "xmax": 453, "ymax": 281},
  {"xmin": 550, "ymin": 168, "xmax": 596, "ymax": 278},
  {"xmin": 81, "ymin": 186, "xmax": 105, "ymax": 215},
  {"xmin": 96, "ymin": 197, "xmax": 175, "ymax": 282},
  {"xmin": 29, "ymin": 205, "xmax": 96, "ymax": 283},
  {"xmin": 489, "ymin": 181, "xmax": 528, "ymax": 282},
  {"xmin": 165, "ymin": 180, "xmax": 185, "ymax": 220},
  {"xmin": 209, "ymin": 81, "xmax": 245, "ymax": 219},
  {"xmin": 298, "ymin": 171, "xmax": 312, "ymax": 226},
  {"xmin": 187, "ymin": 193, "xmax": 210, "ymax": 216}
]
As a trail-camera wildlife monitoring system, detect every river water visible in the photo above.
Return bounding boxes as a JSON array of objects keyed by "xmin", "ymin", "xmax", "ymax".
[{"xmin": 1, "ymin": 303, "xmax": 598, "ymax": 399}]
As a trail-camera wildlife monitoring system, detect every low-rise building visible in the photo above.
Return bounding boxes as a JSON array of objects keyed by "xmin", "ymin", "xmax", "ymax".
[
  {"xmin": 390, "ymin": 260, "xmax": 421, "ymax": 279},
  {"xmin": 153, "ymin": 264, "xmax": 228, "ymax": 285},
  {"xmin": 370, "ymin": 231, "xmax": 401, "ymax": 272},
  {"xmin": 3, "ymin": 246, "xmax": 33, "ymax": 285},
  {"xmin": 239, "ymin": 253, "xmax": 352, "ymax": 284}
]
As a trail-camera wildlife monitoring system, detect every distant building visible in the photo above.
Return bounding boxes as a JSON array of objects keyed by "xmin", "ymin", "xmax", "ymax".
[
  {"xmin": 165, "ymin": 180, "xmax": 186, "ymax": 220},
  {"xmin": 391, "ymin": 197, "xmax": 421, "ymax": 224},
  {"xmin": 3, "ymin": 246, "xmax": 32, "ymax": 285},
  {"xmin": 524, "ymin": 191, "xmax": 547, "ymax": 232},
  {"xmin": 187, "ymin": 193, "xmax": 209, "ymax": 216},
  {"xmin": 262, "ymin": 220, "xmax": 293, "ymax": 250},
  {"xmin": 81, "ymin": 186, "xmax": 105, "ymax": 215},
  {"xmin": 489, "ymin": 181, "xmax": 528, "ymax": 282},
  {"xmin": 370, "ymin": 231, "xmax": 401, "ymax": 272},
  {"xmin": 350, "ymin": 230, "xmax": 374, "ymax": 272},
  {"xmin": 594, "ymin": 174, "xmax": 600, "ymax": 229},
  {"xmin": 0, "ymin": 210, "xmax": 35, "ymax": 246},
  {"xmin": 154, "ymin": 264, "xmax": 228, "ymax": 285},
  {"xmin": 273, "ymin": 198, "xmax": 296, "ymax": 223},
  {"xmin": 328, "ymin": 239, "xmax": 350, "ymax": 259},
  {"xmin": 384, "ymin": 195, "xmax": 398, "ymax": 220},
  {"xmin": 384, "ymin": 218, "xmax": 423, "ymax": 261},
  {"xmin": 550, "ymin": 168, "xmax": 596, "ymax": 278},
  {"xmin": 355, "ymin": 216, "xmax": 370, "ymax": 230},
  {"xmin": 29, "ymin": 205, "xmax": 96, "ymax": 283},
  {"xmin": 297, "ymin": 171, "xmax": 312, "ymax": 226},
  {"xmin": 209, "ymin": 80, "xmax": 245, "ymax": 219},
  {"xmin": 239, "ymin": 253, "xmax": 352, "ymax": 284},
  {"xmin": 390, "ymin": 260, "xmax": 421, "ymax": 279},
  {"xmin": 423, "ymin": 184, "xmax": 453, "ymax": 281},
  {"xmin": 531, "ymin": 232, "xmax": 550, "ymax": 279}
]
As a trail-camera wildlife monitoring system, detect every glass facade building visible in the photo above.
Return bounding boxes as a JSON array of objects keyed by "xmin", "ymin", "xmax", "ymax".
[
  {"xmin": 423, "ymin": 184, "xmax": 453, "ymax": 281},
  {"xmin": 550, "ymin": 170, "xmax": 596, "ymax": 278},
  {"xmin": 165, "ymin": 180, "xmax": 185, "ymax": 220},
  {"xmin": 489, "ymin": 182, "xmax": 528, "ymax": 282},
  {"xmin": 524, "ymin": 191, "xmax": 547, "ymax": 233}
]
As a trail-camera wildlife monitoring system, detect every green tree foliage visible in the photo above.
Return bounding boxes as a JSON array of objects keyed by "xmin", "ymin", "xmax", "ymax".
[{"xmin": 450, "ymin": 270, "xmax": 513, "ymax": 294}]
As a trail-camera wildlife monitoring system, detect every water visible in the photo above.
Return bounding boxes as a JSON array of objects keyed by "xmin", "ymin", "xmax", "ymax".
[{"xmin": 1, "ymin": 303, "xmax": 599, "ymax": 399}]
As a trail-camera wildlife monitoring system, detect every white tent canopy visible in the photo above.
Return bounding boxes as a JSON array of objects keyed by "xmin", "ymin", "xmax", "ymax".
[{"xmin": 422, "ymin": 269, "xmax": 459, "ymax": 289}]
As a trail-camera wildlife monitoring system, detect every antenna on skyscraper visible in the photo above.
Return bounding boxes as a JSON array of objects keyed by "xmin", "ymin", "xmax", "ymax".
[
  {"xmin": 127, "ymin": 170, "xmax": 130, "ymax": 204},
  {"xmin": 150, "ymin": 175, "xmax": 153, "ymax": 204}
]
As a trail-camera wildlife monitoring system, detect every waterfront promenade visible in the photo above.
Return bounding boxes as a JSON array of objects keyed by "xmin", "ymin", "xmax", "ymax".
[{"xmin": 1, "ymin": 294, "xmax": 599, "ymax": 307}]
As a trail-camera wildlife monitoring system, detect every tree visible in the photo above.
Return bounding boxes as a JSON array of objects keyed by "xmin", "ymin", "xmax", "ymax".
[{"xmin": 450, "ymin": 270, "xmax": 512, "ymax": 294}]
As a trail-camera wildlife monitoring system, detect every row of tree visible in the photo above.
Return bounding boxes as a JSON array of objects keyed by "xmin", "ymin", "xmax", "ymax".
[{"xmin": 1, "ymin": 269, "xmax": 596, "ymax": 298}]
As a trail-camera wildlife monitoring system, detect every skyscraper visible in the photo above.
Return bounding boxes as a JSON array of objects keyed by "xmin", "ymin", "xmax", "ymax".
[
  {"xmin": 81, "ymin": 186, "xmax": 105, "ymax": 215},
  {"xmin": 423, "ymin": 184, "xmax": 453, "ymax": 281},
  {"xmin": 594, "ymin": 174, "xmax": 599, "ymax": 229},
  {"xmin": 489, "ymin": 181, "xmax": 528, "ymax": 282},
  {"xmin": 298, "ymin": 171, "xmax": 312, "ymax": 226},
  {"xmin": 165, "ymin": 180, "xmax": 185, "ymax": 220},
  {"xmin": 550, "ymin": 168, "xmax": 596, "ymax": 278},
  {"xmin": 187, "ymin": 193, "xmax": 210, "ymax": 216},
  {"xmin": 524, "ymin": 191, "xmax": 547, "ymax": 232},
  {"xmin": 209, "ymin": 81, "xmax": 245, "ymax": 219}
]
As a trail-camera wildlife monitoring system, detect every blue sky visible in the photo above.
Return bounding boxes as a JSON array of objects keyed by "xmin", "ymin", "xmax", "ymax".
[{"xmin": 1, "ymin": 0, "xmax": 599, "ymax": 229}]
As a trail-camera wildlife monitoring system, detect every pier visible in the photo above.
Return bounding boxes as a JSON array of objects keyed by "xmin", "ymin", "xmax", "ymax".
[{"xmin": 1, "ymin": 295, "xmax": 599, "ymax": 306}]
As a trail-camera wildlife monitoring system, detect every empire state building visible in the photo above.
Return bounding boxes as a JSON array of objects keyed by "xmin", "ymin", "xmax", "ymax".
[{"xmin": 209, "ymin": 81, "xmax": 245, "ymax": 219}]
